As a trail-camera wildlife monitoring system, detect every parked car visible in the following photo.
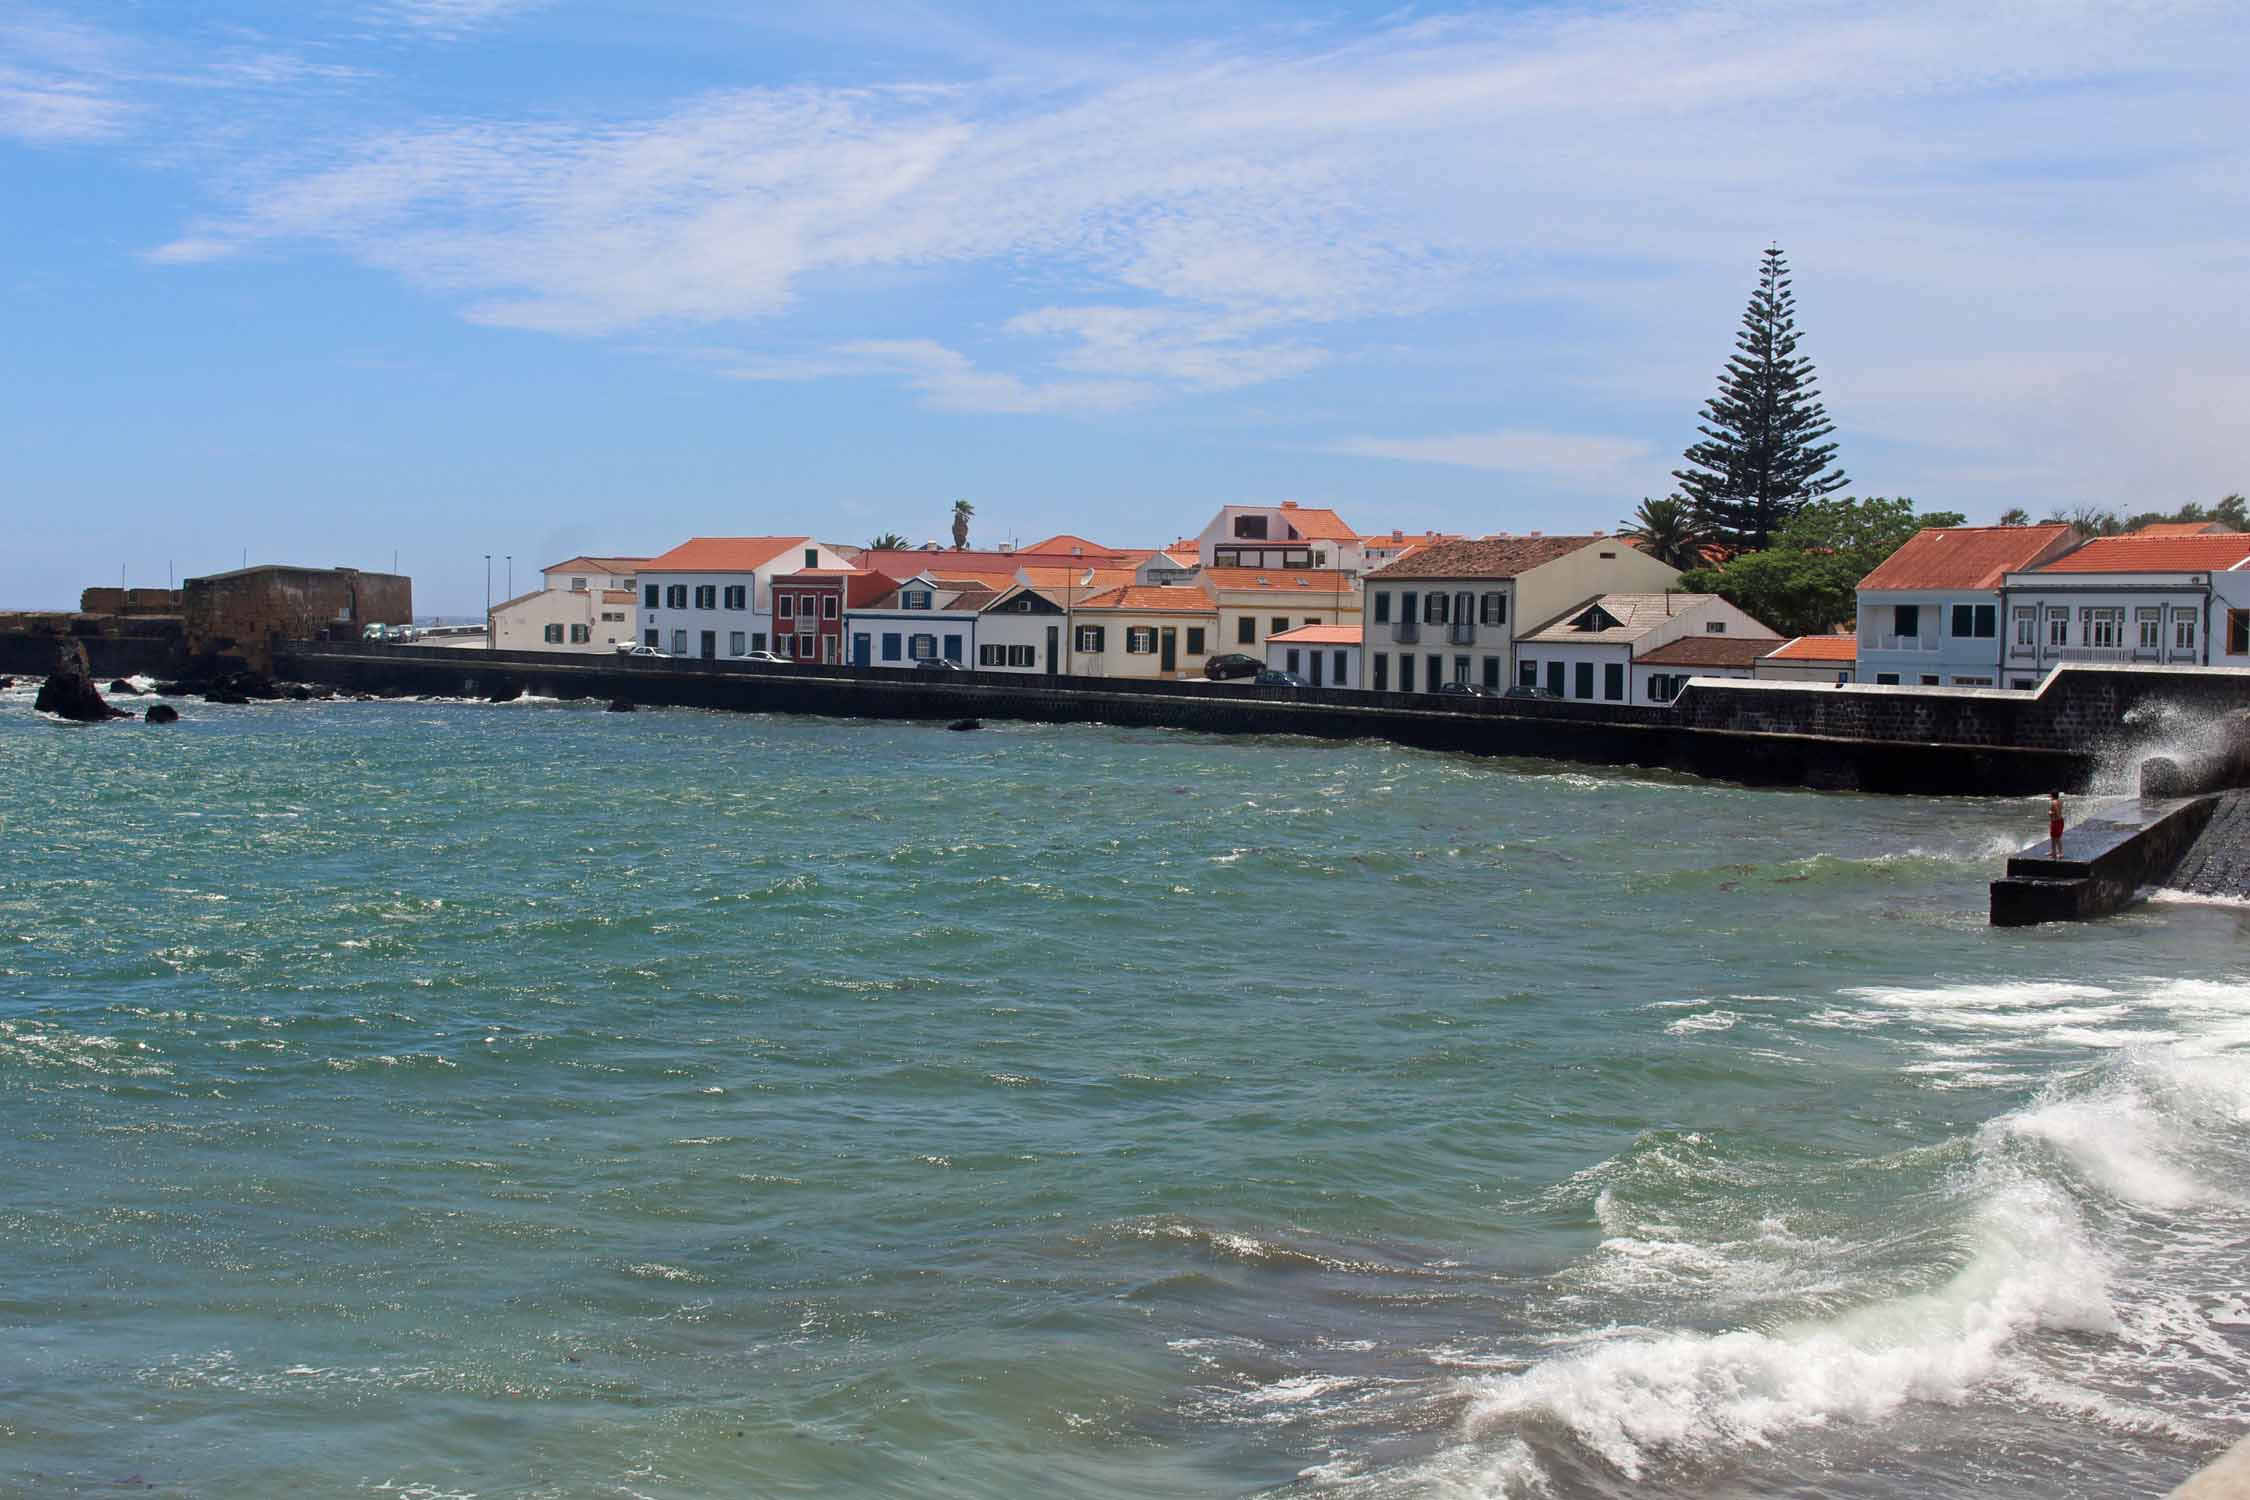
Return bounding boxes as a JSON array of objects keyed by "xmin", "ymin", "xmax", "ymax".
[
  {"xmin": 1203, "ymin": 653, "xmax": 1263, "ymax": 680},
  {"xmin": 738, "ymin": 650, "xmax": 789, "ymax": 664},
  {"xmin": 1437, "ymin": 681, "xmax": 1498, "ymax": 698},
  {"xmin": 622, "ymin": 644, "xmax": 669, "ymax": 658},
  {"xmin": 1253, "ymin": 669, "xmax": 1308, "ymax": 688},
  {"xmin": 914, "ymin": 657, "xmax": 965, "ymax": 671},
  {"xmin": 1501, "ymin": 684, "xmax": 1559, "ymax": 700}
]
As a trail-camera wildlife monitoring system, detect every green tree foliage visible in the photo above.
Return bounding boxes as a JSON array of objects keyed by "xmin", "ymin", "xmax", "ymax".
[
  {"xmin": 1618, "ymin": 496, "xmax": 1712, "ymax": 571},
  {"xmin": 1673, "ymin": 245, "xmax": 1848, "ymax": 552},
  {"xmin": 1678, "ymin": 496, "xmax": 1963, "ymax": 637},
  {"xmin": 866, "ymin": 532, "xmax": 910, "ymax": 550},
  {"xmin": 950, "ymin": 500, "xmax": 975, "ymax": 550},
  {"xmin": 2042, "ymin": 495, "xmax": 2249, "ymax": 536},
  {"xmin": 1996, "ymin": 507, "xmax": 2031, "ymax": 526}
]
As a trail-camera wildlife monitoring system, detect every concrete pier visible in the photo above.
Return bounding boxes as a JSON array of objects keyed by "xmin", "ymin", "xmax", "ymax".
[
  {"xmin": 1989, "ymin": 796, "xmax": 2219, "ymax": 925},
  {"xmin": 2171, "ymin": 1435, "xmax": 2250, "ymax": 1498}
]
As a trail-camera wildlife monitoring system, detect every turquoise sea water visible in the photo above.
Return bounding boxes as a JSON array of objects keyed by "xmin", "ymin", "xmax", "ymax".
[{"xmin": 3, "ymin": 686, "xmax": 2246, "ymax": 1498}]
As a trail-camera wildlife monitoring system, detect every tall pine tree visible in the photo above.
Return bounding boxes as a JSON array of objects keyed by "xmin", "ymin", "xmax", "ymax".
[{"xmin": 1673, "ymin": 245, "xmax": 1848, "ymax": 552}]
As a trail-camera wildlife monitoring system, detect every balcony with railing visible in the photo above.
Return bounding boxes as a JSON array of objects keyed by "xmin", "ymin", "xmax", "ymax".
[
  {"xmin": 1391, "ymin": 620, "xmax": 1420, "ymax": 644},
  {"xmin": 1447, "ymin": 621, "xmax": 1477, "ymax": 645},
  {"xmin": 1869, "ymin": 634, "xmax": 1938, "ymax": 652}
]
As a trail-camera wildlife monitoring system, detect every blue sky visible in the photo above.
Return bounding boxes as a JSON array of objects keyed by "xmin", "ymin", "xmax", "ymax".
[{"xmin": 4, "ymin": 0, "xmax": 2246, "ymax": 612}]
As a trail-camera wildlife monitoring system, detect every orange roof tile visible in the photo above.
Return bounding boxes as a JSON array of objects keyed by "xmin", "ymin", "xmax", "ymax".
[
  {"xmin": 599, "ymin": 588, "xmax": 636, "ymax": 603},
  {"xmin": 544, "ymin": 554, "xmax": 654, "ymax": 574},
  {"xmin": 1764, "ymin": 634, "xmax": 1858, "ymax": 662},
  {"xmin": 1272, "ymin": 503, "xmax": 1359, "ymax": 541},
  {"xmin": 1074, "ymin": 585, "xmax": 1218, "ymax": 613},
  {"xmin": 1020, "ymin": 533, "xmax": 1114, "ymax": 555},
  {"xmin": 2033, "ymin": 534, "xmax": 2250, "ymax": 573},
  {"xmin": 1858, "ymin": 525, "xmax": 2077, "ymax": 591},
  {"xmin": 1267, "ymin": 624, "xmax": 1361, "ymax": 645},
  {"xmin": 1199, "ymin": 567, "xmax": 1357, "ymax": 591},
  {"xmin": 1017, "ymin": 566, "xmax": 1138, "ymax": 592},
  {"xmin": 2133, "ymin": 521, "xmax": 2231, "ymax": 537},
  {"xmin": 641, "ymin": 537, "xmax": 813, "ymax": 573}
]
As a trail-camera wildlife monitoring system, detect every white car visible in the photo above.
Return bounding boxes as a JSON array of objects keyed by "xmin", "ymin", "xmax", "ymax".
[
  {"xmin": 620, "ymin": 644, "xmax": 669, "ymax": 658},
  {"xmin": 738, "ymin": 650, "xmax": 790, "ymax": 664}
]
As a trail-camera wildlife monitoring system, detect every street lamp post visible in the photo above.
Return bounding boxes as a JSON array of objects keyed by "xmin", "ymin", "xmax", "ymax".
[{"xmin": 484, "ymin": 554, "xmax": 492, "ymax": 651}]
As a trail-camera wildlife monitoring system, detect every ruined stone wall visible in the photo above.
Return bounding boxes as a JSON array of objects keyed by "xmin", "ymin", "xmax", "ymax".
[
  {"xmin": 183, "ymin": 568, "xmax": 412, "ymax": 673},
  {"xmin": 79, "ymin": 587, "xmax": 185, "ymax": 616}
]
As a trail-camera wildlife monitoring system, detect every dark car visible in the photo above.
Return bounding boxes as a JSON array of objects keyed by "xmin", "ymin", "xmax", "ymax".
[
  {"xmin": 1203, "ymin": 653, "xmax": 1264, "ymax": 681},
  {"xmin": 1501, "ymin": 684, "xmax": 1560, "ymax": 700},
  {"xmin": 1437, "ymin": 681, "xmax": 1498, "ymax": 698},
  {"xmin": 914, "ymin": 657, "xmax": 965, "ymax": 671},
  {"xmin": 1253, "ymin": 669, "xmax": 1309, "ymax": 688}
]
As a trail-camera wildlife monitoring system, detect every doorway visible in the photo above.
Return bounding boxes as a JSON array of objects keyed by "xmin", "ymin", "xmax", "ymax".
[
  {"xmin": 699, "ymin": 630, "xmax": 716, "ymax": 659},
  {"xmin": 1159, "ymin": 628, "xmax": 1177, "ymax": 674},
  {"xmin": 853, "ymin": 634, "xmax": 871, "ymax": 667},
  {"xmin": 1310, "ymin": 650, "xmax": 1324, "ymax": 687},
  {"xmin": 1045, "ymin": 625, "xmax": 1059, "ymax": 674}
]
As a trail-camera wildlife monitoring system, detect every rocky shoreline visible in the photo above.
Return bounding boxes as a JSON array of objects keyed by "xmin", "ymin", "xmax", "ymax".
[{"xmin": 16, "ymin": 641, "xmax": 382, "ymax": 724}]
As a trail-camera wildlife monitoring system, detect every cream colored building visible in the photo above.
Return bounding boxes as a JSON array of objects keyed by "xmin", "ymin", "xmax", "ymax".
[
  {"xmin": 541, "ymin": 555, "xmax": 650, "ymax": 593},
  {"xmin": 1064, "ymin": 585, "xmax": 1219, "ymax": 679},
  {"xmin": 1202, "ymin": 567, "xmax": 1361, "ymax": 659},
  {"xmin": 490, "ymin": 586, "xmax": 638, "ymax": 653}
]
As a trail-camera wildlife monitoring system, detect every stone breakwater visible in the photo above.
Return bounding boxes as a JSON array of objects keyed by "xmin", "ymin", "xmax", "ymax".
[{"xmin": 281, "ymin": 642, "xmax": 2105, "ymax": 796}]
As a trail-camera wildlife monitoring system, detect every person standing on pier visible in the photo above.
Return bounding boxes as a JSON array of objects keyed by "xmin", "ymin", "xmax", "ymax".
[{"xmin": 2049, "ymin": 792, "xmax": 2065, "ymax": 858}]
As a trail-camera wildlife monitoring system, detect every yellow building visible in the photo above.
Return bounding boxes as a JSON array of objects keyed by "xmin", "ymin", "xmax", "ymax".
[
  {"xmin": 1199, "ymin": 567, "xmax": 1361, "ymax": 658},
  {"xmin": 1064, "ymin": 585, "xmax": 1220, "ymax": 679}
]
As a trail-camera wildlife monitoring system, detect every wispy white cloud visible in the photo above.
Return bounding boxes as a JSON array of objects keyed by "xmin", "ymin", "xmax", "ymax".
[
  {"xmin": 366, "ymin": 0, "xmax": 546, "ymax": 41},
  {"xmin": 722, "ymin": 338, "xmax": 1146, "ymax": 414},
  {"xmin": 1331, "ymin": 429, "xmax": 1652, "ymax": 487},
  {"xmin": 0, "ymin": 8, "xmax": 132, "ymax": 142}
]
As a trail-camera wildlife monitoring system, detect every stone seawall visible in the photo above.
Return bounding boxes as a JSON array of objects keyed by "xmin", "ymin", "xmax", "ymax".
[
  {"xmin": 0, "ymin": 627, "xmax": 187, "ymax": 678},
  {"xmin": 1989, "ymin": 796, "xmax": 2219, "ymax": 925},
  {"xmin": 279, "ymin": 643, "xmax": 2097, "ymax": 796}
]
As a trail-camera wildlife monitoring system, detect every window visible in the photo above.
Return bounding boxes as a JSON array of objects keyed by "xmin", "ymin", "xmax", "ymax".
[
  {"xmin": 543, "ymin": 623, "xmax": 564, "ymax": 643},
  {"xmin": 694, "ymin": 585, "xmax": 717, "ymax": 610},
  {"xmin": 1400, "ymin": 591, "xmax": 1419, "ymax": 625},
  {"xmin": 1373, "ymin": 592, "xmax": 1392, "ymax": 624},
  {"xmin": 2014, "ymin": 608, "xmax": 2036, "ymax": 647},
  {"xmin": 882, "ymin": 632, "xmax": 902, "ymax": 661},
  {"xmin": 570, "ymin": 624, "xmax": 590, "ymax": 644},
  {"xmin": 2084, "ymin": 608, "xmax": 2122, "ymax": 649},
  {"xmin": 799, "ymin": 595, "xmax": 817, "ymax": 618},
  {"xmin": 778, "ymin": 595, "xmax": 795, "ymax": 619},
  {"xmin": 2137, "ymin": 609, "xmax": 2162, "ymax": 651},
  {"xmin": 670, "ymin": 629, "xmax": 688, "ymax": 655},
  {"xmin": 823, "ymin": 596, "xmax": 839, "ymax": 620},
  {"xmin": 601, "ymin": 611, "xmax": 624, "ymax": 623},
  {"xmin": 1424, "ymin": 593, "xmax": 1448, "ymax": 624},
  {"xmin": 644, "ymin": 584, "xmax": 659, "ymax": 609},
  {"xmin": 751, "ymin": 633, "xmax": 766, "ymax": 653},
  {"xmin": 804, "ymin": 549, "xmax": 818, "ymax": 568},
  {"xmin": 1271, "ymin": 617, "xmax": 1290, "ymax": 636},
  {"xmin": 724, "ymin": 585, "xmax": 747, "ymax": 610},
  {"xmin": 1186, "ymin": 628, "xmax": 1206, "ymax": 654},
  {"xmin": 1920, "ymin": 675, "xmax": 1940, "ymax": 686},
  {"xmin": 2047, "ymin": 611, "xmax": 2069, "ymax": 647},
  {"xmin": 798, "ymin": 634, "xmax": 818, "ymax": 660},
  {"xmin": 902, "ymin": 589, "xmax": 933, "ymax": 610},
  {"xmin": 1233, "ymin": 515, "xmax": 1268, "ymax": 539},
  {"xmin": 2176, "ymin": 612, "xmax": 2198, "ymax": 652},
  {"xmin": 1453, "ymin": 655, "xmax": 1470, "ymax": 683},
  {"xmin": 1454, "ymin": 591, "xmax": 1473, "ymax": 628},
  {"xmin": 1575, "ymin": 662, "xmax": 1595, "ymax": 699},
  {"xmin": 644, "ymin": 628, "xmax": 658, "ymax": 648},
  {"xmin": 1892, "ymin": 604, "xmax": 1920, "ymax": 638},
  {"xmin": 1400, "ymin": 655, "xmax": 1415, "ymax": 692},
  {"xmin": 1876, "ymin": 672, "xmax": 1899, "ymax": 685},
  {"xmin": 1705, "ymin": 620, "xmax": 1727, "ymax": 634},
  {"xmin": 980, "ymin": 643, "xmax": 1004, "ymax": 666},
  {"xmin": 666, "ymin": 585, "xmax": 688, "ymax": 609},
  {"xmin": 1480, "ymin": 592, "xmax": 1507, "ymax": 626},
  {"xmin": 729, "ymin": 631, "xmax": 746, "ymax": 655},
  {"xmin": 1010, "ymin": 645, "xmax": 1035, "ymax": 667},
  {"xmin": 1427, "ymin": 655, "xmax": 1442, "ymax": 691},
  {"xmin": 1333, "ymin": 650, "xmax": 1347, "ymax": 684},
  {"xmin": 1950, "ymin": 603, "xmax": 1996, "ymax": 638},
  {"xmin": 1285, "ymin": 649, "xmax": 1300, "ymax": 673},
  {"xmin": 1237, "ymin": 617, "xmax": 1256, "ymax": 644},
  {"xmin": 1127, "ymin": 627, "xmax": 1156, "ymax": 654},
  {"xmin": 1373, "ymin": 654, "xmax": 1389, "ymax": 690},
  {"xmin": 2011, "ymin": 677, "xmax": 2035, "ymax": 690},
  {"xmin": 2230, "ymin": 609, "xmax": 2250, "ymax": 656},
  {"xmin": 1953, "ymin": 676, "xmax": 1993, "ymax": 687},
  {"xmin": 571, "ymin": 576, "xmax": 588, "ymax": 591},
  {"xmin": 1647, "ymin": 674, "xmax": 1673, "ymax": 702},
  {"xmin": 1604, "ymin": 662, "xmax": 1624, "ymax": 700},
  {"xmin": 1075, "ymin": 626, "xmax": 1105, "ymax": 653},
  {"xmin": 1483, "ymin": 656, "xmax": 1501, "ymax": 689},
  {"xmin": 1519, "ymin": 660, "xmax": 1538, "ymax": 688}
]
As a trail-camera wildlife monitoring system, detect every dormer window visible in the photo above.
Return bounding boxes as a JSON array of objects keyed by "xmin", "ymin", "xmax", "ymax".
[
  {"xmin": 804, "ymin": 548, "xmax": 818, "ymax": 568},
  {"xmin": 902, "ymin": 589, "xmax": 933, "ymax": 610},
  {"xmin": 1705, "ymin": 621, "xmax": 1726, "ymax": 633},
  {"xmin": 1574, "ymin": 605, "xmax": 1620, "ymax": 632},
  {"xmin": 1233, "ymin": 516, "xmax": 1269, "ymax": 540}
]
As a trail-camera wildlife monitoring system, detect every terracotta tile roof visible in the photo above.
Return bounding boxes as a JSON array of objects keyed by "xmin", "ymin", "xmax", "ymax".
[
  {"xmin": 1365, "ymin": 534, "xmax": 1607, "ymax": 580},
  {"xmin": 544, "ymin": 554, "xmax": 654, "ymax": 574},
  {"xmin": 1360, "ymin": 530, "xmax": 1465, "ymax": 552},
  {"xmin": 2133, "ymin": 521, "xmax": 2232, "ymax": 536},
  {"xmin": 1521, "ymin": 593, "xmax": 1735, "ymax": 645},
  {"xmin": 1267, "ymin": 623, "xmax": 1361, "ymax": 645},
  {"xmin": 1271, "ymin": 504, "xmax": 1358, "ymax": 542},
  {"xmin": 1198, "ymin": 567, "xmax": 1357, "ymax": 591},
  {"xmin": 2031, "ymin": 534, "xmax": 2250, "ymax": 574},
  {"xmin": 1635, "ymin": 635, "xmax": 1781, "ymax": 668},
  {"xmin": 1021, "ymin": 533, "xmax": 1114, "ymax": 555},
  {"xmin": 1074, "ymin": 585, "xmax": 1218, "ymax": 613},
  {"xmin": 858, "ymin": 546, "xmax": 1132, "ymax": 574},
  {"xmin": 600, "ymin": 589, "xmax": 636, "ymax": 604},
  {"xmin": 1017, "ymin": 565, "xmax": 1139, "ymax": 593},
  {"xmin": 1857, "ymin": 525, "xmax": 2077, "ymax": 591},
  {"xmin": 641, "ymin": 537, "xmax": 813, "ymax": 574},
  {"xmin": 1763, "ymin": 634, "xmax": 1858, "ymax": 663}
]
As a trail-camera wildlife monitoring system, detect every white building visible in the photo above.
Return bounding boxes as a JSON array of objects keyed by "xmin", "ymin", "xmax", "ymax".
[
  {"xmin": 845, "ymin": 572, "xmax": 994, "ymax": 668},
  {"xmin": 1361, "ymin": 535, "xmax": 1683, "ymax": 695},
  {"xmin": 973, "ymin": 585, "xmax": 1070, "ymax": 673},
  {"xmin": 1855, "ymin": 525, "xmax": 2078, "ymax": 688},
  {"xmin": 1194, "ymin": 502, "xmax": 1363, "ymax": 572},
  {"xmin": 637, "ymin": 536, "xmax": 854, "ymax": 660},
  {"xmin": 490, "ymin": 586, "xmax": 637, "ymax": 653},
  {"xmin": 2000, "ymin": 533, "xmax": 2250, "ymax": 684},
  {"xmin": 1515, "ymin": 593, "xmax": 1779, "ymax": 704},
  {"xmin": 1063, "ymin": 585, "xmax": 1219, "ymax": 679},
  {"xmin": 1754, "ymin": 635, "xmax": 1859, "ymax": 684},
  {"xmin": 541, "ymin": 555, "xmax": 650, "ymax": 594},
  {"xmin": 1265, "ymin": 624, "xmax": 1362, "ymax": 688}
]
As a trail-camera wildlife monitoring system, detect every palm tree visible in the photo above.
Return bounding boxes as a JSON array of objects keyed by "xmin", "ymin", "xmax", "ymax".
[
  {"xmin": 1619, "ymin": 496, "xmax": 1712, "ymax": 570},
  {"xmin": 866, "ymin": 532, "xmax": 910, "ymax": 551},
  {"xmin": 1996, "ymin": 507, "xmax": 2031, "ymax": 527},
  {"xmin": 950, "ymin": 500, "xmax": 974, "ymax": 550}
]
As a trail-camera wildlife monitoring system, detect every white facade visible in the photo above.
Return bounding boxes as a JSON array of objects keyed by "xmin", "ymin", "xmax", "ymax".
[
  {"xmin": 2216, "ymin": 566, "xmax": 2250, "ymax": 667},
  {"xmin": 1998, "ymin": 571, "xmax": 2221, "ymax": 686},
  {"xmin": 490, "ymin": 588, "xmax": 637, "ymax": 654},
  {"xmin": 542, "ymin": 557, "xmax": 648, "ymax": 593},
  {"xmin": 1264, "ymin": 629, "xmax": 1361, "ymax": 688},
  {"xmin": 973, "ymin": 587, "xmax": 1069, "ymax": 673},
  {"xmin": 1631, "ymin": 659, "xmax": 1762, "ymax": 703},
  {"xmin": 1854, "ymin": 589, "xmax": 2018, "ymax": 688},
  {"xmin": 1516, "ymin": 593, "xmax": 1778, "ymax": 705},
  {"xmin": 1195, "ymin": 503, "xmax": 1363, "ymax": 572},
  {"xmin": 638, "ymin": 539, "xmax": 853, "ymax": 660},
  {"xmin": 847, "ymin": 575, "xmax": 983, "ymax": 668}
]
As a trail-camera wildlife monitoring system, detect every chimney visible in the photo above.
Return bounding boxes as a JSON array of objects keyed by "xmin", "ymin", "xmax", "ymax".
[{"xmin": 1281, "ymin": 501, "xmax": 1298, "ymax": 509}]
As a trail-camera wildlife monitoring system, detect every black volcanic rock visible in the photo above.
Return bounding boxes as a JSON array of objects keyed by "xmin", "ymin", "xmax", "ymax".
[
  {"xmin": 946, "ymin": 718, "xmax": 983, "ymax": 731},
  {"xmin": 36, "ymin": 672, "xmax": 129, "ymax": 722},
  {"xmin": 488, "ymin": 684, "xmax": 524, "ymax": 703},
  {"xmin": 145, "ymin": 704, "xmax": 180, "ymax": 724},
  {"xmin": 108, "ymin": 679, "xmax": 143, "ymax": 695},
  {"xmin": 203, "ymin": 689, "xmax": 252, "ymax": 706},
  {"xmin": 606, "ymin": 698, "xmax": 637, "ymax": 713}
]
